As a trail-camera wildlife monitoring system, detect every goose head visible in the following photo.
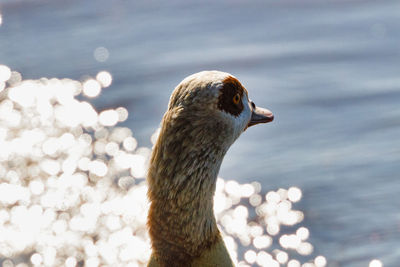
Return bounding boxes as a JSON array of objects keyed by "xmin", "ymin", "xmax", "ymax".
[{"xmin": 165, "ymin": 70, "xmax": 273, "ymax": 149}]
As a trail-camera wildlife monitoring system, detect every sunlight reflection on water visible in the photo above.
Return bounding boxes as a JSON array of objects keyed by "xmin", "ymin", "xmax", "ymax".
[{"xmin": 0, "ymin": 64, "xmax": 373, "ymax": 266}]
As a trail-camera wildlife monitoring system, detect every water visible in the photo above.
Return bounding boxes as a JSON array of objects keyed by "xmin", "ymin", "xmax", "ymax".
[{"xmin": 1, "ymin": 0, "xmax": 400, "ymax": 266}]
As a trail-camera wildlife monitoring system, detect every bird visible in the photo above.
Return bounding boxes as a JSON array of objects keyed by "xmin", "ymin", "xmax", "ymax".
[{"xmin": 147, "ymin": 70, "xmax": 274, "ymax": 267}]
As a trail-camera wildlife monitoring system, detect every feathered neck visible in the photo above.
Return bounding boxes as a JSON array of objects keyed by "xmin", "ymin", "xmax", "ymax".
[{"xmin": 147, "ymin": 106, "xmax": 232, "ymax": 266}]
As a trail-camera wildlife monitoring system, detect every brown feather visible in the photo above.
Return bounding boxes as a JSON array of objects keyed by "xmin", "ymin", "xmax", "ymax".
[{"xmin": 217, "ymin": 76, "xmax": 248, "ymax": 117}]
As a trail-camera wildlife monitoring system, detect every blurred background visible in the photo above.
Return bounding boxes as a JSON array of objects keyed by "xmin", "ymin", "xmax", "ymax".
[{"xmin": 0, "ymin": 0, "xmax": 399, "ymax": 266}]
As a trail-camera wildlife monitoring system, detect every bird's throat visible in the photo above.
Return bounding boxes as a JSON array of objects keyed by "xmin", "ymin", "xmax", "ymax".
[
  {"xmin": 147, "ymin": 143, "xmax": 228, "ymax": 264},
  {"xmin": 147, "ymin": 152, "xmax": 223, "ymax": 266},
  {"xmin": 146, "ymin": 110, "xmax": 233, "ymax": 266}
]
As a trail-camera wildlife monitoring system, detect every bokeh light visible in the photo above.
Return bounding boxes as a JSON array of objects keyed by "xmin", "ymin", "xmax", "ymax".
[
  {"xmin": 0, "ymin": 65, "xmax": 11, "ymax": 82},
  {"xmin": 369, "ymin": 259, "xmax": 383, "ymax": 267},
  {"xmin": 96, "ymin": 71, "xmax": 112, "ymax": 88},
  {"xmin": 8, "ymin": 71, "xmax": 22, "ymax": 85},
  {"xmin": 83, "ymin": 79, "xmax": 101, "ymax": 98},
  {"xmin": 99, "ymin": 109, "xmax": 119, "ymax": 127},
  {"xmin": 288, "ymin": 259, "xmax": 301, "ymax": 267},
  {"xmin": 0, "ymin": 65, "xmax": 325, "ymax": 266},
  {"xmin": 314, "ymin": 255, "xmax": 327, "ymax": 267},
  {"xmin": 93, "ymin": 47, "xmax": 109, "ymax": 62},
  {"xmin": 288, "ymin": 187, "xmax": 302, "ymax": 203}
]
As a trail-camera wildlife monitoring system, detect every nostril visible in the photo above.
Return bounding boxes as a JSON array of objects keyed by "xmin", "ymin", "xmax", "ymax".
[{"xmin": 250, "ymin": 101, "xmax": 256, "ymax": 109}]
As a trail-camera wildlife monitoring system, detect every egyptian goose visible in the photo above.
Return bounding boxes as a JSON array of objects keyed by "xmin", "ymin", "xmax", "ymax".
[{"xmin": 147, "ymin": 71, "xmax": 274, "ymax": 267}]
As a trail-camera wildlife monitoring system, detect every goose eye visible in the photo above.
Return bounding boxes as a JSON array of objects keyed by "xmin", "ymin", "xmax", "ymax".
[{"xmin": 233, "ymin": 93, "xmax": 241, "ymax": 105}]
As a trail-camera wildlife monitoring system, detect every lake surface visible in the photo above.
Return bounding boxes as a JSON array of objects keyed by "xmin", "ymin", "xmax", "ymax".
[{"xmin": 1, "ymin": 0, "xmax": 400, "ymax": 266}]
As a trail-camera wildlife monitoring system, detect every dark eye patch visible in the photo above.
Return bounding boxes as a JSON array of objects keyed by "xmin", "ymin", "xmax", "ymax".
[{"xmin": 217, "ymin": 76, "xmax": 245, "ymax": 117}]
